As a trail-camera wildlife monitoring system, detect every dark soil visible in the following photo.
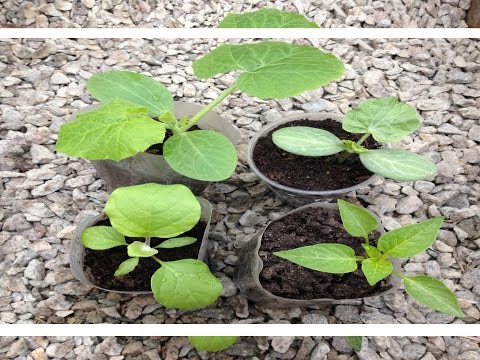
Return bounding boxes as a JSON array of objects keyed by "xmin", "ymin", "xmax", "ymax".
[
  {"xmin": 83, "ymin": 219, "xmax": 206, "ymax": 291},
  {"xmin": 147, "ymin": 125, "xmax": 200, "ymax": 155},
  {"xmin": 252, "ymin": 119, "xmax": 377, "ymax": 191},
  {"xmin": 259, "ymin": 207, "xmax": 392, "ymax": 300}
]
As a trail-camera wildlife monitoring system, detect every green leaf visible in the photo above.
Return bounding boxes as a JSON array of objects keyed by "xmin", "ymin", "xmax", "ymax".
[
  {"xmin": 114, "ymin": 257, "xmax": 139, "ymax": 277},
  {"xmin": 274, "ymin": 244, "xmax": 358, "ymax": 274},
  {"xmin": 360, "ymin": 149, "xmax": 437, "ymax": 181},
  {"xmin": 345, "ymin": 336, "xmax": 363, "ymax": 352},
  {"xmin": 155, "ymin": 237, "xmax": 197, "ymax": 249},
  {"xmin": 151, "ymin": 259, "xmax": 223, "ymax": 310},
  {"xmin": 362, "ymin": 244, "xmax": 382, "ymax": 259},
  {"xmin": 342, "ymin": 97, "xmax": 420, "ymax": 142},
  {"xmin": 193, "ymin": 41, "xmax": 344, "ymax": 99},
  {"xmin": 87, "ymin": 70, "xmax": 173, "ymax": 117},
  {"xmin": 105, "ymin": 183, "xmax": 201, "ymax": 238},
  {"xmin": 163, "ymin": 130, "xmax": 237, "ymax": 181},
  {"xmin": 403, "ymin": 275, "xmax": 464, "ymax": 317},
  {"xmin": 218, "ymin": 8, "xmax": 319, "ymax": 28},
  {"xmin": 378, "ymin": 217, "xmax": 444, "ymax": 258},
  {"xmin": 188, "ymin": 336, "xmax": 239, "ymax": 352},
  {"xmin": 362, "ymin": 258, "xmax": 393, "ymax": 286},
  {"xmin": 342, "ymin": 140, "xmax": 368, "ymax": 153},
  {"xmin": 56, "ymin": 100, "xmax": 166, "ymax": 161},
  {"xmin": 80, "ymin": 226, "xmax": 127, "ymax": 250},
  {"xmin": 127, "ymin": 241, "xmax": 158, "ymax": 257},
  {"xmin": 337, "ymin": 199, "xmax": 379, "ymax": 239},
  {"xmin": 272, "ymin": 126, "xmax": 345, "ymax": 156}
]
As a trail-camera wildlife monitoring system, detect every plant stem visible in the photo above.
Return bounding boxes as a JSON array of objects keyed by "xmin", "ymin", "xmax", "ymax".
[
  {"xmin": 152, "ymin": 255, "xmax": 163, "ymax": 265},
  {"xmin": 182, "ymin": 83, "xmax": 238, "ymax": 130},
  {"xmin": 364, "ymin": 235, "xmax": 369, "ymax": 246},
  {"xmin": 356, "ymin": 132, "xmax": 370, "ymax": 146},
  {"xmin": 145, "ymin": 236, "xmax": 151, "ymax": 247},
  {"xmin": 336, "ymin": 151, "xmax": 351, "ymax": 163},
  {"xmin": 392, "ymin": 270, "xmax": 405, "ymax": 279},
  {"xmin": 355, "ymin": 256, "xmax": 365, "ymax": 261}
]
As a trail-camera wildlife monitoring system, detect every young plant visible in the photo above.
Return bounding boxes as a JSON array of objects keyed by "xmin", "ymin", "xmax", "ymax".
[
  {"xmin": 274, "ymin": 199, "xmax": 464, "ymax": 317},
  {"xmin": 188, "ymin": 336, "xmax": 239, "ymax": 352},
  {"xmin": 272, "ymin": 97, "xmax": 437, "ymax": 181},
  {"xmin": 218, "ymin": 8, "xmax": 319, "ymax": 28},
  {"xmin": 56, "ymin": 41, "xmax": 344, "ymax": 182},
  {"xmin": 80, "ymin": 183, "xmax": 223, "ymax": 310}
]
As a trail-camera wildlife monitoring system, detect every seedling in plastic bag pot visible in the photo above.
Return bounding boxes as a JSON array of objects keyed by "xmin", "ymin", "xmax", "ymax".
[
  {"xmin": 56, "ymin": 40, "xmax": 344, "ymax": 182},
  {"xmin": 218, "ymin": 8, "xmax": 319, "ymax": 28},
  {"xmin": 274, "ymin": 199, "xmax": 464, "ymax": 317},
  {"xmin": 80, "ymin": 183, "xmax": 223, "ymax": 310},
  {"xmin": 188, "ymin": 336, "xmax": 239, "ymax": 352},
  {"xmin": 272, "ymin": 97, "xmax": 437, "ymax": 181}
]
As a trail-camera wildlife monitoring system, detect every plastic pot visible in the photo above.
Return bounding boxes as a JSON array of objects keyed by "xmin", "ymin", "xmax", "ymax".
[
  {"xmin": 69, "ymin": 101, "xmax": 241, "ymax": 194},
  {"xmin": 247, "ymin": 112, "xmax": 379, "ymax": 207},
  {"xmin": 70, "ymin": 197, "xmax": 213, "ymax": 294},
  {"xmin": 234, "ymin": 202, "xmax": 401, "ymax": 308}
]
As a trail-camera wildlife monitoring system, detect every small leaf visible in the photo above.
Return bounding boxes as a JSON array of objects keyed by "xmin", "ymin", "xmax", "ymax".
[
  {"xmin": 345, "ymin": 336, "xmax": 363, "ymax": 352},
  {"xmin": 127, "ymin": 241, "xmax": 158, "ymax": 257},
  {"xmin": 362, "ymin": 244, "xmax": 382, "ymax": 259},
  {"xmin": 81, "ymin": 226, "xmax": 127, "ymax": 250},
  {"xmin": 163, "ymin": 130, "xmax": 237, "ymax": 181},
  {"xmin": 114, "ymin": 257, "xmax": 139, "ymax": 277},
  {"xmin": 362, "ymin": 258, "xmax": 393, "ymax": 286},
  {"xmin": 378, "ymin": 217, "xmax": 444, "ymax": 258},
  {"xmin": 56, "ymin": 100, "xmax": 166, "ymax": 161},
  {"xmin": 156, "ymin": 237, "xmax": 197, "ymax": 249},
  {"xmin": 218, "ymin": 8, "xmax": 319, "ymax": 28},
  {"xmin": 342, "ymin": 97, "xmax": 420, "ymax": 142},
  {"xmin": 342, "ymin": 140, "xmax": 368, "ymax": 153},
  {"xmin": 87, "ymin": 70, "xmax": 173, "ymax": 117},
  {"xmin": 403, "ymin": 276, "xmax": 464, "ymax": 317},
  {"xmin": 193, "ymin": 41, "xmax": 344, "ymax": 99},
  {"xmin": 272, "ymin": 126, "xmax": 345, "ymax": 156},
  {"xmin": 337, "ymin": 199, "xmax": 379, "ymax": 239},
  {"xmin": 188, "ymin": 336, "xmax": 239, "ymax": 352},
  {"xmin": 105, "ymin": 183, "xmax": 201, "ymax": 238},
  {"xmin": 151, "ymin": 259, "xmax": 223, "ymax": 310},
  {"xmin": 360, "ymin": 149, "xmax": 437, "ymax": 181},
  {"xmin": 274, "ymin": 244, "xmax": 358, "ymax": 274}
]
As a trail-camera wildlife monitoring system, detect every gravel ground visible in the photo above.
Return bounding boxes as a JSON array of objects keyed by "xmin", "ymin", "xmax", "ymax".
[
  {"xmin": 2, "ymin": 336, "xmax": 480, "ymax": 359},
  {"xmin": 0, "ymin": 38, "xmax": 479, "ymax": 325},
  {"xmin": 0, "ymin": 0, "xmax": 472, "ymax": 28}
]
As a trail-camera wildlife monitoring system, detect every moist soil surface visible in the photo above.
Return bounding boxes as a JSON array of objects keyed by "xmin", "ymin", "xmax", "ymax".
[
  {"xmin": 83, "ymin": 219, "xmax": 206, "ymax": 291},
  {"xmin": 253, "ymin": 119, "xmax": 376, "ymax": 191},
  {"xmin": 259, "ymin": 207, "xmax": 392, "ymax": 300}
]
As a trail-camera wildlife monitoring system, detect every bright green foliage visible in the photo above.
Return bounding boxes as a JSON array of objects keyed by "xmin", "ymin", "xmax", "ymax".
[
  {"xmin": 81, "ymin": 226, "xmax": 127, "ymax": 250},
  {"xmin": 87, "ymin": 70, "xmax": 174, "ymax": 117},
  {"xmin": 345, "ymin": 336, "xmax": 363, "ymax": 352},
  {"xmin": 342, "ymin": 97, "xmax": 420, "ymax": 142},
  {"xmin": 342, "ymin": 140, "xmax": 368, "ymax": 153},
  {"xmin": 403, "ymin": 276, "xmax": 464, "ymax": 317},
  {"xmin": 56, "ymin": 100, "xmax": 166, "ymax": 161},
  {"xmin": 337, "ymin": 199, "xmax": 378, "ymax": 240},
  {"xmin": 272, "ymin": 126, "xmax": 345, "ymax": 156},
  {"xmin": 127, "ymin": 241, "xmax": 158, "ymax": 257},
  {"xmin": 188, "ymin": 336, "xmax": 239, "ymax": 352},
  {"xmin": 105, "ymin": 183, "xmax": 201, "ymax": 238},
  {"xmin": 193, "ymin": 41, "xmax": 344, "ymax": 99},
  {"xmin": 151, "ymin": 259, "xmax": 223, "ymax": 310},
  {"xmin": 218, "ymin": 8, "xmax": 319, "ymax": 28},
  {"xmin": 163, "ymin": 130, "xmax": 238, "ymax": 181},
  {"xmin": 361, "ymin": 258, "xmax": 393, "ymax": 286},
  {"xmin": 377, "ymin": 217, "xmax": 444, "ymax": 258},
  {"xmin": 362, "ymin": 244, "xmax": 381, "ymax": 259},
  {"xmin": 156, "ymin": 237, "xmax": 197, "ymax": 249},
  {"xmin": 359, "ymin": 149, "xmax": 437, "ymax": 181},
  {"xmin": 114, "ymin": 257, "xmax": 139, "ymax": 277},
  {"xmin": 274, "ymin": 244, "xmax": 358, "ymax": 273}
]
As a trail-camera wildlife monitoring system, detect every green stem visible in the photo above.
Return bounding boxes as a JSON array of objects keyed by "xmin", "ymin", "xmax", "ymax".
[
  {"xmin": 182, "ymin": 83, "xmax": 238, "ymax": 131},
  {"xmin": 392, "ymin": 270, "xmax": 405, "ymax": 279},
  {"xmin": 356, "ymin": 133, "xmax": 370, "ymax": 146},
  {"xmin": 363, "ymin": 236, "xmax": 369, "ymax": 246},
  {"xmin": 152, "ymin": 256, "xmax": 164, "ymax": 266},
  {"xmin": 145, "ymin": 236, "xmax": 151, "ymax": 247},
  {"xmin": 355, "ymin": 256, "xmax": 365, "ymax": 261},
  {"xmin": 336, "ymin": 150, "xmax": 351, "ymax": 164}
]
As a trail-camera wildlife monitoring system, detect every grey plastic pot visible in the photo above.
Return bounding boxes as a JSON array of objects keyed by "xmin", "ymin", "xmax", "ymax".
[
  {"xmin": 70, "ymin": 197, "xmax": 213, "ymax": 294},
  {"xmin": 247, "ymin": 112, "xmax": 380, "ymax": 207},
  {"xmin": 69, "ymin": 101, "xmax": 241, "ymax": 194},
  {"xmin": 234, "ymin": 202, "xmax": 402, "ymax": 308}
]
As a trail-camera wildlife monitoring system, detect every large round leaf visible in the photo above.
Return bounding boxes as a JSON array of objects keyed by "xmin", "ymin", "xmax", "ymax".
[
  {"xmin": 359, "ymin": 149, "xmax": 437, "ymax": 181},
  {"xmin": 87, "ymin": 70, "xmax": 173, "ymax": 117},
  {"xmin": 193, "ymin": 41, "xmax": 344, "ymax": 99},
  {"xmin": 105, "ymin": 183, "xmax": 201, "ymax": 238},
  {"xmin": 151, "ymin": 259, "xmax": 223, "ymax": 310},
  {"xmin": 163, "ymin": 130, "xmax": 237, "ymax": 181},
  {"xmin": 218, "ymin": 8, "xmax": 319, "ymax": 28}
]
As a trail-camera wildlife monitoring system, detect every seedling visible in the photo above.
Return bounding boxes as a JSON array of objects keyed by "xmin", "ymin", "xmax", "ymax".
[
  {"xmin": 274, "ymin": 199, "xmax": 464, "ymax": 317},
  {"xmin": 272, "ymin": 97, "xmax": 437, "ymax": 181},
  {"xmin": 188, "ymin": 336, "xmax": 239, "ymax": 352},
  {"xmin": 218, "ymin": 8, "xmax": 319, "ymax": 28},
  {"xmin": 56, "ymin": 41, "xmax": 344, "ymax": 182},
  {"xmin": 80, "ymin": 183, "xmax": 223, "ymax": 310}
]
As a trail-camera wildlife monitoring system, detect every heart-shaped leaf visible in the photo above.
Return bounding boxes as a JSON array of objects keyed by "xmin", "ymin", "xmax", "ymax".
[
  {"xmin": 163, "ymin": 130, "xmax": 237, "ymax": 181},
  {"xmin": 272, "ymin": 126, "xmax": 345, "ymax": 156},
  {"xmin": 337, "ymin": 199, "xmax": 379, "ymax": 240},
  {"xmin": 127, "ymin": 241, "xmax": 158, "ymax": 257},
  {"xmin": 114, "ymin": 257, "xmax": 139, "ymax": 277},
  {"xmin": 188, "ymin": 336, "xmax": 239, "ymax": 352},
  {"xmin": 56, "ymin": 100, "xmax": 166, "ymax": 161},
  {"xmin": 218, "ymin": 8, "xmax": 319, "ymax": 28},
  {"xmin": 361, "ymin": 258, "xmax": 393, "ymax": 286},
  {"xmin": 193, "ymin": 41, "xmax": 344, "ymax": 99},
  {"xmin": 81, "ymin": 226, "xmax": 127, "ymax": 250},
  {"xmin": 156, "ymin": 237, "xmax": 197, "ymax": 249}
]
